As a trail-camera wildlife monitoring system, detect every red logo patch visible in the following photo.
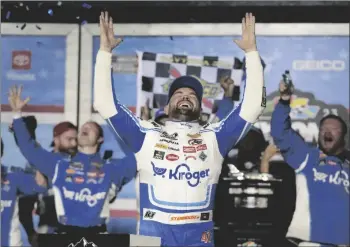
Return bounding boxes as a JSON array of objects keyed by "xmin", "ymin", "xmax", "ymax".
[
  {"xmin": 12, "ymin": 51, "xmax": 31, "ymax": 70},
  {"xmin": 166, "ymin": 154, "xmax": 179, "ymax": 161},
  {"xmin": 183, "ymin": 146, "xmax": 196, "ymax": 153},
  {"xmin": 196, "ymin": 144, "xmax": 207, "ymax": 151}
]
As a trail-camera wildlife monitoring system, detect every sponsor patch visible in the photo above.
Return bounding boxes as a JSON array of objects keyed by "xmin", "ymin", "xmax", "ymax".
[
  {"xmin": 188, "ymin": 139, "xmax": 203, "ymax": 145},
  {"xmin": 166, "ymin": 154, "xmax": 179, "ymax": 161},
  {"xmin": 183, "ymin": 146, "xmax": 196, "ymax": 153},
  {"xmin": 153, "ymin": 150, "xmax": 165, "ymax": 160},
  {"xmin": 196, "ymin": 144, "xmax": 207, "ymax": 151}
]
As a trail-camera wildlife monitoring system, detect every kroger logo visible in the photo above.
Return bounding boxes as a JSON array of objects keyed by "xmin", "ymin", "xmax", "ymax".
[{"xmin": 151, "ymin": 162, "xmax": 209, "ymax": 187}]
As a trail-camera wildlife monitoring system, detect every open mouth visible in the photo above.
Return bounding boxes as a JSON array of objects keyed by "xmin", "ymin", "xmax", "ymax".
[
  {"xmin": 178, "ymin": 101, "xmax": 192, "ymax": 109},
  {"xmin": 323, "ymin": 135, "xmax": 334, "ymax": 144}
]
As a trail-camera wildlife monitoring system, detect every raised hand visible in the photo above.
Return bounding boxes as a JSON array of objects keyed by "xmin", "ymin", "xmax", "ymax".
[
  {"xmin": 99, "ymin": 11, "xmax": 123, "ymax": 52},
  {"xmin": 279, "ymin": 80, "xmax": 293, "ymax": 100},
  {"xmin": 8, "ymin": 85, "xmax": 30, "ymax": 112},
  {"xmin": 219, "ymin": 76, "xmax": 234, "ymax": 97},
  {"xmin": 234, "ymin": 13, "xmax": 257, "ymax": 53}
]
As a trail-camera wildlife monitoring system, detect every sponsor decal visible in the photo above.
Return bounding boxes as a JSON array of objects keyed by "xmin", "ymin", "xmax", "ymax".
[
  {"xmin": 199, "ymin": 152, "xmax": 207, "ymax": 161},
  {"xmin": 69, "ymin": 162, "xmax": 84, "ymax": 170},
  {"xmin": 160, "ymin": 139, "xmax": 179, "ymax": 145},
  {"xmin": 151, "ymin": 162, "xmax": 209, "ymax": 187},
  {"xmin": 188, "ymin": 139, "xmax": 203, "ymax": 145},
  {"xmin": 168, "ymin": 146, "xmax": 180, "ymax": 152},
  {"xmin": 65, "ymin": 176, "xmax": 73, "ymax": 183},
  {"xmin": 171, "ymin": 215, "xmax": 199, "ymax": 221},
  {"xmin": 153, "ymin": 150, "xmax": 165, "ymax": 160},
  {"xmin": 200, "ymin": 212, "xmax": 210, "ymax": 221},
  {"xmin": 166, "ymin": 154, "xmax": 179, "ymax": 161},
  {"xmin": 292, "ymin": 59, "xmax": 345, "ymax": 71},
  {"xmin": 201, "ymin": 230, "xmax": 211, "ymax": 244},
  {"xmin": 62, "ymin": 187, "xmax": 106, "ymax": 207},
  {"xmin": 196, "ymin": 144, "xmax": 207, "ymax": 151},
  {"xmin": 183, "ymin": 146, "xmax": 196, "ymax": 153},
  {"xmin": 74, "ymin": 177, "xmax": 84, "ymax": 184},
  {"xmin": 187, "ymin": 133, "xmax": 201, "ymax": 138},
  {"xmin": 312, "ymin": 168, "xmax": 349, "ymax": 194},
  {"xmin": 144, "ymin": 210, "xmax": 156, "ymax": 219},
  {"xmin": 155, "ymin": 143, "xmax": 168, "ymax": 149},
  {"xmin": 160, "ymin": 131, "xmax": 178, "ymax": 140},
  {"xmin": 66, "ymin": 169, "xmax": 75, "ymax": 175},
  {"xmin": 261, "ymin": 86, "xmax": 266, "ymax": 107},
  {"xmin": 185, "ymin": 155, "xmax": 196, "ymax": 161},
  {"xmin": 91, "ymin": 162, "xmax": 103, "ymax": 168},
  {"xmin": 87, "ymin": 172, "xmax": 97, "ymax": 178},
  {"xmin": 12, "ymin": 50, "xmax": 31, "ymax": 70}
]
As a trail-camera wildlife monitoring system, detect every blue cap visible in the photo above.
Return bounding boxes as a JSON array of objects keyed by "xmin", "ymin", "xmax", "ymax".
[{"xmin": 167, "ymin": 76, "xmax": 203, "ymax": 104}]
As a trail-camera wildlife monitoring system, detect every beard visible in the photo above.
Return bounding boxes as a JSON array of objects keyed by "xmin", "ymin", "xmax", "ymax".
[
  {"xmin": 318, "ymin": 136, "xmax": 344, "ymax": 155},
  {"xmin": 169, "ymin": 106, "xmax": 200, "ymax": 122},
  {"xmin": 58, "ymin": 146, "xmax": 77, "ymax": 155}
]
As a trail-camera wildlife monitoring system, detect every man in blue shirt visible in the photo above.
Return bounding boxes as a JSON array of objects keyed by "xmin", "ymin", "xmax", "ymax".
[
  {"xmin": 8, "ymin": 85, "xmax": 137, "ymax": 236},
  {"xmin": 271, "ymin": 81, "xmax": 349, "ymax": 246},
  {"xmin": 1, "ymin": 138, "xmax": 47, "ymax": 247}
]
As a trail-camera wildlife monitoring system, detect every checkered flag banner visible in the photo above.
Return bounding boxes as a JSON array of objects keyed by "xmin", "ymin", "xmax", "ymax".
[{"xmin": 136, "ymin": 51, "xmax": 244, "ymax": 118}]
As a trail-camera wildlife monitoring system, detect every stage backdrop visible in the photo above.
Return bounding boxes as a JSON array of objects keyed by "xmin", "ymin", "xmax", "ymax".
[{"xmin": 80, "ymin": 23, "xmax": 349, "ymax": 234}]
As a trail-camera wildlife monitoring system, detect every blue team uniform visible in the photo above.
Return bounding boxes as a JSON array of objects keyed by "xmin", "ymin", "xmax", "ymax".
[
  {"xmin": 12, "ymin": 117, "xmax": 136, "ymax": 228},
  {"xmin": 271, "ymin": 99, "xmax": 350, "ymax": 245},
  {"xmin": 1, "ymin": 166, "xmax": 47, "ymax": 247}
]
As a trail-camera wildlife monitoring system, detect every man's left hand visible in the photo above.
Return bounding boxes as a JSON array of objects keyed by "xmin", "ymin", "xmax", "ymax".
[
  {"xmin": 220, "ymin": 76, "xmax": 234, "ymax": 97},
  {"xmin": 234, "ymin": 13, "xmax": 257, "ymax": 53}
]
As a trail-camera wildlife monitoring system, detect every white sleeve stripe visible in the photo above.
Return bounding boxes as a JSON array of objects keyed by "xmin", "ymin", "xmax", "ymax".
[
  {"xmin": 295, "ymin": 153, "xmax": 309, "ymax": 173},
  {"xmin": 233, "ymin": 122, "xmax": 251, "ymax": 146},
  {"xmin": 239, "ymin": 51, "xmax": 265, "ymax": 123},
  {"xmin": 52, "ymin": 161, "xmax": 60, "ymax": 184},
  {"xmin": 93, "ymin": 50, "xmax": 118, "ymax": 119}
]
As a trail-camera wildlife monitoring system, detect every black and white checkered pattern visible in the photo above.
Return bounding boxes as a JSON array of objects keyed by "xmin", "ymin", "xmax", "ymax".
[{"xmin": 136, "ymin": 51, "xmax": 244, "ymax": 118}]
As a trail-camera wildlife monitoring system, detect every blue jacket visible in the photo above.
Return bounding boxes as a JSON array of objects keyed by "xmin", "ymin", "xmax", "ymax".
[
  {"xmin": 13, "ymin": 117, "xmax": 137, "ymax": 228},
  {"xmin": 271, "ymin": 99, "xmax": 350, "ymax": 245},
  {"xmin": 1, "ymin": 165, "xmax": 47, "ymax": 247}
]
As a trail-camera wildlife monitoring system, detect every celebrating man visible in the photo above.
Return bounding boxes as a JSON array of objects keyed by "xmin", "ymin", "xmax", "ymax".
[
  {"xmin": 94, "ymin": 11, "xmax": 265, "ymax": 246},
  {"xmin": 271, "ymin": 81, "xmax": 349, "ymax": 246}
]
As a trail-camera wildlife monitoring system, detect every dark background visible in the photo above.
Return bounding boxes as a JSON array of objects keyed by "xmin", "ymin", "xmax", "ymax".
[{"xmin": 1, "ymin": 1, "xmax": 350, "ymax": 24}]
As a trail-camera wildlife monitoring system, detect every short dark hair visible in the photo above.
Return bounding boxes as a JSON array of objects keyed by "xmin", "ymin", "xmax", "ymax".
[{"xmin": 320, "ymin": 114, "xmax": 348, "ymax": 136}]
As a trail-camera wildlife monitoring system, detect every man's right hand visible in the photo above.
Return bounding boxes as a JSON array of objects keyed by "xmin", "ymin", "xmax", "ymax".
[
  {"xmin": 279, "ymin": 81, "xmax": 293, "ymax": 101},
  {"xmin": 99, "ymin": 11, "xmax": 123, "ymax": 53},
  {"xmin": 8, "ymin": 85, "xmax": 30, "ymax": 113}
]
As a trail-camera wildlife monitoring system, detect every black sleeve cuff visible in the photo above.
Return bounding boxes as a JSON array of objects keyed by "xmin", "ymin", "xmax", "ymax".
[{"xmin": 279, "ymin": 98, "xmax": 291, "ymax": 105}]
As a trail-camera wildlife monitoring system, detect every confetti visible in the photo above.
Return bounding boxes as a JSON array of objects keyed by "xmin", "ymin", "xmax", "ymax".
[
  {"xmin": 81, "ymin": 20, "xmax": 88, "ymax": 25},
  {"xmin": 6, "ymin": 11, "xmax": 11, "ymax": 20},
  {"xmin": 36, "ymin": 25, "xmax": 42, "ymax": 30},
  {"xmin": 19, "ymin": 2, "xmax": 23, "ymax": 7},
  {"xmin": 48, "ymin": 9, "xmax": 53, "ymax": 16},
  {"xmin": 82, "ymin": 3, "xmax": 91, "ymax": 9},
  {"xmin": 26, "ymin": 5, "xmax": 29, "ymax": 11},
  {"xmin": 57, "ymin": 1, "xmax": 62, "ymax": 6},
  {"xmin": 76, "ymin": 16, "xmax": 80, "ymax": 20},
  {"xmin": 21, "ymin": 23, "xmax": 26, "ymax": 30}
]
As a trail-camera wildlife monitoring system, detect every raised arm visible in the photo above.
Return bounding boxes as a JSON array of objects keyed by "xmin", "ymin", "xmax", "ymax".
[
  {"xmin": 110, "ymin": 155, "xmax": 137, "ymax": 191},
  {"xmin": 8, "ymin": 85, "xmax": 60, "ymax": 178},
  {"xmin": 93, "ymin": 12, "xmax": 154, "ymax": 153},
  {"xmin": 212, "ymin": 13, "xmax": 265, "ymax": 157},
  {"xmin": 271, "ymin": 82, "xmax": 310, "ymax": 171}
]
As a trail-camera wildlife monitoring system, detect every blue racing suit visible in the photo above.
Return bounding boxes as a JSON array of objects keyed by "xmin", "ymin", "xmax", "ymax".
[
  {"xmin": 1, "ymin": 165, "xmax": 47, "ymax": 247},
  {"xmin": 12, "ymin": 117, "xmax": 136, "ymax": 228},
  {"xmin": 271, "ymin": 99, "xmax": 350, "ymax": 245},
  {"xmin": 93, "ymin": 50, "xmax": 265, "ymax": 246}
]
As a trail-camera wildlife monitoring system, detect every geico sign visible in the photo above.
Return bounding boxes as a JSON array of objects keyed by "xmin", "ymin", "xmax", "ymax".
[{"xmin": 293, "ymin": 60, "xmax": 345, "ymax": 71}]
